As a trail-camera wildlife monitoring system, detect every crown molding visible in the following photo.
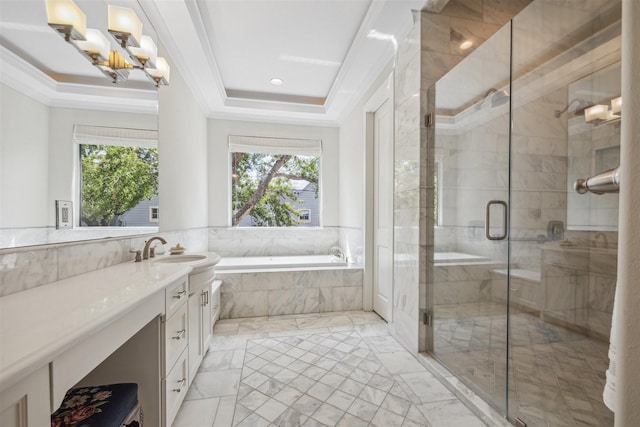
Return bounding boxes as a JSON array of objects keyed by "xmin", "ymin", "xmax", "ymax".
[{"xmin": 1, "ymin": 46, "xmax": 158, "ymax": 114}]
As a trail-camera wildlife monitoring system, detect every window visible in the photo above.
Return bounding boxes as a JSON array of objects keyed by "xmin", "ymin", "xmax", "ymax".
[
  {"xmin": 299, "ymin": 209, "xmax": 311, "ymax": 223},
  {"xmin": 76, "ymin": 125, "xmax": 158, "ymax": 227},
  {"xmin": 230, "ymin": 135, "xmax": 321, "ymax": 227},
  {"xmin": 149, "ymin": 206, "xmax": 159, "ymax": 223}
]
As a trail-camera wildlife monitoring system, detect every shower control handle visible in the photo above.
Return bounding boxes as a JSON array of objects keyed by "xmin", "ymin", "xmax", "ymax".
[{"xmin": 485, "ymin": 200, "xmax": 508, "ymax": 241}]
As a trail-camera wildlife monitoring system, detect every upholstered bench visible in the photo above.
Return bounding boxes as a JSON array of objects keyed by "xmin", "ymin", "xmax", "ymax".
[{"xmin": 51, "ymin": 383, "xmax": 142, "ymax": 427}]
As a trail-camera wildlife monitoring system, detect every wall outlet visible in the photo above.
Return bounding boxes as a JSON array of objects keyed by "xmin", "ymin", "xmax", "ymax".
[{"xmin": 56, "ymin": 200, "xmax": 72, "ymax": 229}]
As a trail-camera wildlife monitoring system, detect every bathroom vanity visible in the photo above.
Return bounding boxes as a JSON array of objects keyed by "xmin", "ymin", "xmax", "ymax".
[{"xmin": 0, "ymin": 252, "xmax": 220, "ymax": 427}]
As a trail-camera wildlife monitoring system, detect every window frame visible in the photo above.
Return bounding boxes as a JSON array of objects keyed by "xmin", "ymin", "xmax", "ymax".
[
  {"xmin": 75, "ymin": 125, "xmax": 159, "ymax": 228},
  {"xmin": 228, "ymin": 135, "xmax": 322, "ymax": 228}
]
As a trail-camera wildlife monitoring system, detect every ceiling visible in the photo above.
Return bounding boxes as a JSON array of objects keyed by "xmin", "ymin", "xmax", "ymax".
[{"xmin": 0, "ymin": 0, "xmax": 445, "ymax": 125}]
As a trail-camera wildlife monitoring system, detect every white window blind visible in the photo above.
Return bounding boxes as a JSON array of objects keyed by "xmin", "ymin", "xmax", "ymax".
[
  {"xmin": 229, "ymin": 135, "xmax": 321, "ymax": 156},
  {"xmin": 73, "ymin": 125, "xmax": 158, "ymax": 148}
]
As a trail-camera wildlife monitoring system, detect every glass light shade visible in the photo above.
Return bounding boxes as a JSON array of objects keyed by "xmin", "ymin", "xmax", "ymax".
[
  {"xmin": 146, "ymin": 57, "xmax": 170, "ymax": 85},
  {"xmin": 76, "ymin": 29, "xmax": 111, "ymax": 62},
  {"xmin": 127, "ymin": 35, "xmax": 157, "ymax": 68},
  {"xmin": 611, "ymin": 96, "xmax": 622, "ymax": 115},
  {"xmin": 585, "ymin": 104, "xmax": 608, "ymax": 122},
  {"xmin": 45, "ymin": 0, "xmax": 87, "ymax": 41},
  {"xmin": 108, "ymin": 5, "xmax": 142, "ymax": 47}
]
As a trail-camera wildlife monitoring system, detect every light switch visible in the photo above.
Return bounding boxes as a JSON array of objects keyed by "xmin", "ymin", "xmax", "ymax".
[{"xmin": 56, "ymin": 200, "xmax": 72, "ymax": 229}]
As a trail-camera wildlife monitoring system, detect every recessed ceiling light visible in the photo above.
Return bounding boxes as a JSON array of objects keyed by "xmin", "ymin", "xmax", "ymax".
[
  {"xmin": 460, "ymin": 40, "xmax": 473, "ymax": 50},
  {"xmin": 270, "ymin": 78, "xmax": 283, "ymax": 86}
]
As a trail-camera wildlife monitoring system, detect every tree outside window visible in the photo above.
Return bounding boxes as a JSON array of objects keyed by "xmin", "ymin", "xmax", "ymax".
[{"xmin": 231, "ymin": 152, "xmax": 319, "ymax": 227}]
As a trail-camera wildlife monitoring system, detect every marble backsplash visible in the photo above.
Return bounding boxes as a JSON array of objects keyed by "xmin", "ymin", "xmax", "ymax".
[
  {"xmin": 208, "ymin": 227, "xmax": 340, "ymax": 257},
  {"xmin": 0, "ymin": 226, "xmax": 362, "ymax": 297},
  {"xmin": 0, "ymin": 228, "xmax": 208, "ymax": 297}
]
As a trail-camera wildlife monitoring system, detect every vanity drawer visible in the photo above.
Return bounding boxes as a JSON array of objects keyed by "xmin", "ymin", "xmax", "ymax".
[
  {"xmin": 163, "ymin": 302, "xmax": 188, "ymax": 375},
  {"xmin": 163, "ymin": 347, "xmax": 188, "ymax": 427},
  {"xmin": 190, "ymin": 267, "xmax": 215, "ymax": 289},
  {"xmin": 165, "ymin": 277, "xmax": 188, "ymax": 318}
]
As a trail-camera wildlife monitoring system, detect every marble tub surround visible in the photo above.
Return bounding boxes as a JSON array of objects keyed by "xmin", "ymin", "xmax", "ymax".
[
  {"xmin": 218, "ymin": 268, "xmax": 363, "ymax": 319},
  {"xmin": 208, "ymin": 227, "xmax": 340, "ymax": 257},
  {"xmin": 0, "ymin": 227, "xmax": 209, "ymax": 297},
  {"xmin": 172, "ymin": 311, "xmax": 490, "ymax": 427}
]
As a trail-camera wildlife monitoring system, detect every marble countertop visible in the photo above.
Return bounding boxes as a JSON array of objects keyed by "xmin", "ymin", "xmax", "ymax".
[{"xmin": 0, "ymin": 252, "xmax": 220, "ymax": 392}]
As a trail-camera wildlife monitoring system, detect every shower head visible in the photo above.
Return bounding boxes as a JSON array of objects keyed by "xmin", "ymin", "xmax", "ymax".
[
  {"xmin": 554, "ymin": 98, "xmax": 591, "ymax": 118},
  {"xmin": 475, "ymin": 88, "xmax": 510, "ymax": 110},
  {"xmin": 491, "ymin": 90, "xmax": 510, "ymax": 108}
]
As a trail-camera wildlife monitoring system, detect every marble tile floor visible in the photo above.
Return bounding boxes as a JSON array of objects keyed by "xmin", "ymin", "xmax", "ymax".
[
  {"xmin": 172, "ymin": 310, "xmax": 488, "ymax": 427},
  {"xmin": 433, "ymin": 302, "xmax": 614, "ymax": 427}
]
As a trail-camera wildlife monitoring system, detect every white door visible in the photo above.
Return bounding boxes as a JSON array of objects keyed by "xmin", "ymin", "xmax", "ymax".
[{"xmin": 373, "ymin": 98, "xmax": 393, "ymax": 321}]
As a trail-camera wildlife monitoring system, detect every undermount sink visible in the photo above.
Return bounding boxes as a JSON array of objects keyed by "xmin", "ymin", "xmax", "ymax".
[{"xmin": 153, "ymin": 254, "xmax": 207, "ymax": 264}]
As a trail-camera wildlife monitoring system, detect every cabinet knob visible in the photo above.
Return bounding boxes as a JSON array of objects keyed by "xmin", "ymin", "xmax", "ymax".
[{"xmin": 172, "ymin": 329, "xmax": 186, "ymax": 340}]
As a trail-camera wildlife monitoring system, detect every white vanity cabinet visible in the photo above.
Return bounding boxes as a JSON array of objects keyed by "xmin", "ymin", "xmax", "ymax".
[
  {"xmin": 162, "ymin": 277, "xmax": 189, "ymax": 427},
  {"xmin": 187, "ymin": 267, "xmax": 216, "ymax": 384},
  {"xmin": 0, "ymin": 366, "xmax": 50, "ymax": 427}
]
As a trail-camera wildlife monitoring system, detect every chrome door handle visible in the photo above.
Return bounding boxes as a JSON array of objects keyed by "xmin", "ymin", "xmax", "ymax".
[{"xmin": 485, "ymin": 200, "xmax": 508, "ymax": 241}]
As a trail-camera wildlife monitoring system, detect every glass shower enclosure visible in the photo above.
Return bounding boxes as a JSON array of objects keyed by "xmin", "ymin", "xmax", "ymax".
[{"xmin": 427, "ymin": 1, "xmax": 620, "ymax": 425}]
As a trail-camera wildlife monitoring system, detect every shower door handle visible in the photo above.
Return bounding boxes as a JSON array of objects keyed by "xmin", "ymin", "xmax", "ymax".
[{"xmin": 485, "ymin": 200, "xmax": 508, "ymax": 241}]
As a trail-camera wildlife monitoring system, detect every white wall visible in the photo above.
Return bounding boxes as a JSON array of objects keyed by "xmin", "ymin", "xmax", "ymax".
[
  {"xmin": 0, "ymin": 83, "xmax": 49, "ymax": 228},
  {"xmin": 207, "ymin": 118, "xmax": 339, "ymax": 227},
  {"xmin": 48, "ymin": 107, "xmax": 157, "ymax": 227},
  {"xmin": 339, "ymin": 63, "xmax": 394, "ymax": 229},
  {"xmin": 158, "ymin": 67, "xmax": 208, "ymax": 231}
]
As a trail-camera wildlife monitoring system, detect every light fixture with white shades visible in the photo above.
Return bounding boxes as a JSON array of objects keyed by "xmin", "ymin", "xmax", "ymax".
[
  {"xmin": 584, "ymin": 96, "xmax": 622, "ymax": 125},
  {"xmin": 45, "ymin": 0, "xmax": 170, "ymax": 86}
]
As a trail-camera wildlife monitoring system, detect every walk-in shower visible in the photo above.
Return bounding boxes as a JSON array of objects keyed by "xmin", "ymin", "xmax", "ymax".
[{"xmin": 426, "ymin": 0, "xmax": 621, "ymax": 425}]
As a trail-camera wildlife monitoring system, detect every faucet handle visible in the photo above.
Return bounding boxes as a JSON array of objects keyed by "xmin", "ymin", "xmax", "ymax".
[{"xmin": 129, "ymin": 250, "xmax": 142, "ymax": 262}]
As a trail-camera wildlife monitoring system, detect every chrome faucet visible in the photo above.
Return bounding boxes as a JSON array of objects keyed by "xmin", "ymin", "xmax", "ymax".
[
  {"xmin": 593, "ymin": 232, "xmax": 609, "ymax": 249},
  {"xmin": 143, "ymin": 236, "xmax": 167, "ymax": 260},
  {"xmin": 329, "ymin": 246, "xmax": 344, "ymax": 260}
]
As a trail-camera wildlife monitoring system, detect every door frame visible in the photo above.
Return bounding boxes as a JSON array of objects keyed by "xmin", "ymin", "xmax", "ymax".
[{"xmin": 364, "ymin": 71, "xmax": 394, "ymax": 317}]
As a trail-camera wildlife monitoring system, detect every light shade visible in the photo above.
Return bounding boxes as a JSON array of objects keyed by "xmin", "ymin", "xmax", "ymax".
[
  {"xmin": 76, "ymin": 29, "xmax": 111, "ymax": 62},
  {"xmin": 46, "ymin": 0, "xmax": 87, "ymax": 41},
  {"xmin": 108, "ymin": 5, "xmax": 142, "ymax": 48},
  {"xmin": 585, "ymin": 104, "xmax": 608, "ymax": 122},
  {"xmin": 611, "ymin": 96, "xmax": 622, "ymax": 115},
  {"xmin": 146, "ymin": 57, "xmax": 170, "ymax": 86},
  {"xmin": 127, "ymin": 35, "xmax": 157, "ymax": 68}
]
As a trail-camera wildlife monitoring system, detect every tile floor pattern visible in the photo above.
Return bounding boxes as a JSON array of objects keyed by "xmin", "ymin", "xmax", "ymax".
[
  {"xmin": 173, "ymin": 311, "xmax": 488, "ymax": 427},
  {"xmin": 433, "ymin": 302, "xmax": 614, "ymax": 427}
]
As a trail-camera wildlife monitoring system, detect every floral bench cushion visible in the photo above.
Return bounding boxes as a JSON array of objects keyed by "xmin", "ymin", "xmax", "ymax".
[{"xmin": 51, "ymin": 383, "xmax": 139, "ymax": 427}]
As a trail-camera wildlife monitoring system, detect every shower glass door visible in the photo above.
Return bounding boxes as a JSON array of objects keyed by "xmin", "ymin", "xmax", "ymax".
[
  {"xmin": 430, "ymin": 23, "xmax": 512, "ymax": 414},
  {"xmin": 508, "ymin": 1, "xmax": 620, "ymax": 425},
  {"xmin": 429, "ymin": 0, "xmax": 621, "ymax": 425}
]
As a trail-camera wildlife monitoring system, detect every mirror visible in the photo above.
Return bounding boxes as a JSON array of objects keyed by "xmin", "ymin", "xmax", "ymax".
[
  {"xmin": 566, "ymin": 63, "xmax": 621, "ymax": 231},
  {"xmin": 0, "ymin": 0, "xmax": 160, "ymax": 249}
]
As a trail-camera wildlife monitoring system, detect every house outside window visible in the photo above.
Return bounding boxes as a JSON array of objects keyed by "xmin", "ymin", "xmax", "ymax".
[{"xmin": 230, "ymin": 135, "xmax": 321, "ymax": 227}]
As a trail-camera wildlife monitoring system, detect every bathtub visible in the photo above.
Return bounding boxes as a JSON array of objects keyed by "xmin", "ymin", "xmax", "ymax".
[
  {"xmin": 214, "ymin": 255, "xmax": 361, "ymax": 319},
  {"xmin": 215, "ymin": 254, "xmax": 349, "ymax": 272}
]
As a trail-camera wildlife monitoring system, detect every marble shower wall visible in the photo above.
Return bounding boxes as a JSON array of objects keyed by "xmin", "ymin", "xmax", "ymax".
[
  {"xmin": 0, "ymin": 228, "xmax": 208, "ymax": 297},
  {"xmin": 392, "ymin": 0, "xmax": 531, "ymax": 354}
]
